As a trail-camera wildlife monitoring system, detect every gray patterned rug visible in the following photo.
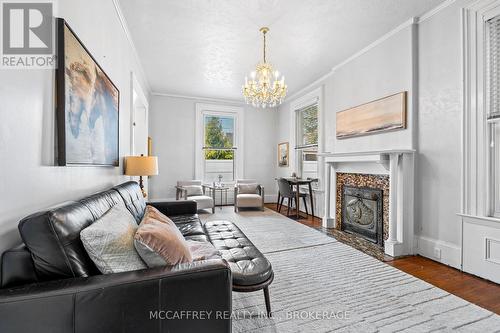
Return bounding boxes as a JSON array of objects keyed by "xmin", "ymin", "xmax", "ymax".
[{"xmin": 200, "ymin": 207, "xmax": 500, "ymax": 332}]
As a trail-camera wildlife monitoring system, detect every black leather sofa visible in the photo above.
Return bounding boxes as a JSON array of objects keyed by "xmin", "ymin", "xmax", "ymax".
[{"xmin": 0, "ymin": 181, "xmax": 232, "ymax": 333}]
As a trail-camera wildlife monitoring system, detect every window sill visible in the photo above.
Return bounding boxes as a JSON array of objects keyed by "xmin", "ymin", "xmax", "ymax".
[{"xmin": 457, "ymin": 213, "xmax": 500, "ymax": 224}]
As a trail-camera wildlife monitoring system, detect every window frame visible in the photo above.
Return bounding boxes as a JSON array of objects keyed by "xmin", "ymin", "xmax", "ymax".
[
  {"xmin": 195, "ymin": 103, "xmax": 244, "ymax": 183},
  {"xmin": 202, "ymin": 114, "xmax": 236, "ymax": 181},
  {"xmin": 289, "ymin": 87, "xmax": 324, "ymax": 191},
  {"xmin": 463, "ymin": 1, "xmax": 500, "ymax": 218},
  {"xmin": 295, "ymin": 103, "xmax": 319, "ymax": 180},
  {"xmin": 486, "ymin": 11, "xmax": 500, "ymax": 217},
  {"xmin": 492, "ymin": 122, "xmax": 500, "ymax": 217}
]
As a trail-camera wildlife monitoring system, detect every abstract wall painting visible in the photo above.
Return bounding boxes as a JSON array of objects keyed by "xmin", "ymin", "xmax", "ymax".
[
  {"xmin": 336, "ymin": 92, "xmax": 406, "ymax": 139},
  {"xmin": 56, "ymin": 19, "xmax": 119, "ymax": 166}
]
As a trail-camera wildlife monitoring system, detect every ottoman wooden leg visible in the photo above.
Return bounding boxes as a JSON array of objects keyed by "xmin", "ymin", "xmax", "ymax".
[{"xmin": 263, "ymin": 286, "xmax": 271, "ymax": 317}]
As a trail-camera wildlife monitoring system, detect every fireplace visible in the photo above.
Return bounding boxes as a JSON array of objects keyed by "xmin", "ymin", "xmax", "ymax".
[
  {"xmin": 324, "ymin": 151, "xmax": 416, "ymax": 258},
  {"xmin": 341, "ymin": 185, "xmax": 384, "ymax": 247}
]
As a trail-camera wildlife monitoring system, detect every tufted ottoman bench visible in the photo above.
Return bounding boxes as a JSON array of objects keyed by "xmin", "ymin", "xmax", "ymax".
[{"xmin": 204, "ymin": 220, "xmax": 274, "ymax": 316}]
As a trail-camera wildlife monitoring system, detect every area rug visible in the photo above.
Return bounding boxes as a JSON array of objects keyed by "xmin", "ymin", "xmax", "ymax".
[{"xmin": 200, "ymin": 207, "xmax": 500, "ymax": 332}]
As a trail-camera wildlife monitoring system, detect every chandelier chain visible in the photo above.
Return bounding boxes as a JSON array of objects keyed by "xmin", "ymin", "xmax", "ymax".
[{"xmin": 263, "ymin": 30, "xmax": 266, "ymax": 63}]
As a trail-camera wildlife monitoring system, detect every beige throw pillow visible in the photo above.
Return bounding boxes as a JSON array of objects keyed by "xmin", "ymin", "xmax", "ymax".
[
  {"xmin": 134, "ymin": 206, "xmax": 192, "ymax": 267},
  {"xmin": 238, "ymin": 183, "xmax": 259, "ymax": 194},
  {"xmin": 187, "ymin": 240, "xmax": 220, "ymax": 261},
  {"xmin": 184, "ymin": 185, "xmax": 203, "ymax": 196}
]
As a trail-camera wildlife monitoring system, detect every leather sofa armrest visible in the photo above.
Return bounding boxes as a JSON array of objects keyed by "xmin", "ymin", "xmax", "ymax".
[
  {"xmin": 148, "ymin": 200, "xmax": 197, "ymax": 216},
  {"xmin": 1, "ymin": 245, "xmax": 38, "ymax": 289},
  {"xmin": 0, "ymin": 259, "xmax": 232, "ymax": 333}
]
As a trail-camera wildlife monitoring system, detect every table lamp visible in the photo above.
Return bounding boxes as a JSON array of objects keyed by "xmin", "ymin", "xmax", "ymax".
[{"xmin": 124, "ymin": 154, "xmax": 158, "ymax": 197}]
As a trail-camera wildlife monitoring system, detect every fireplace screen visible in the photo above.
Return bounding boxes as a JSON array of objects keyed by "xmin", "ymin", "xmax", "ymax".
[{"xmin": 341, "ymin": 185, "xmax": 383, "ymax": 246}]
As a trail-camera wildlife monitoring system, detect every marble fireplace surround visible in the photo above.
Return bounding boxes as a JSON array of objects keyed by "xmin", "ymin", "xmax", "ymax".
[
  {"xmin": 336, "ymin": 173, "xmax": 389, "ymax": 248},
  {"xmin": 321, "ymin": 150, "xmax": 415, "ymax": 257}
]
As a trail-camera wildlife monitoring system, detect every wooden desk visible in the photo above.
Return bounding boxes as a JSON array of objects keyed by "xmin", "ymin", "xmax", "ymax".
[{"xmin": 279, "ymin": 178, "xmax": 318, "ymax": 219}]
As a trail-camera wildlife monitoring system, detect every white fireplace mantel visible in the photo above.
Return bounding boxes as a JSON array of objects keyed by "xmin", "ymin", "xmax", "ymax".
[{"xmin": 321, "ymin": 149, "xmax": 415, "ymax": 257}]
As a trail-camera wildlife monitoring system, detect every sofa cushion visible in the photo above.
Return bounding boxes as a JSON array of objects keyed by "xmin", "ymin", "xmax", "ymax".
[
  {"xmin": 188, "ymin": 195, "xmax": 214, "ymax": 210},
  {"xmin": 169, "ymin": 214, "xmax": 200, "ymax": 225},
  {"xmin": 204, "ymin": 220, "xmax": 272, "ymax": 286},
  {"xmin": 80, "ymin": 204, "xmax": 146, "ymax": 274},
  {"xmin": 134, "ymin": 206, "xmax": 192, "ymax": 267},
  {"xmin": 175, "ymin": 221, "xmax": 205, "ymax": 236},
  {"xmin": 236, "ymin": 194, "xmax": 262, "ymax": 207}
]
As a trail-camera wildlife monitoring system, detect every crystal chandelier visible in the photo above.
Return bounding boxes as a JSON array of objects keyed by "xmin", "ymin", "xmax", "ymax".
[{"xmin": 242, "ymin": 27, "xmax": 287, "ymax": 108}]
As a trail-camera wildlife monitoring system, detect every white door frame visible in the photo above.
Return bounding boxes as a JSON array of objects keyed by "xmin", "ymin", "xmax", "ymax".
[{"xmin": 130, "ymin": 72, "xmax": 149, "ymax": 156}]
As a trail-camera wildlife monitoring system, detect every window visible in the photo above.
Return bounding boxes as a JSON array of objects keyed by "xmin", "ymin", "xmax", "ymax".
[
  {"xmin": 487, "ymin": 15, "xmax": 500, "ymax": 216},
  {"xmin": 203, "ymin": 115, "xmax": 235, "ymax": 182},
  {"xmin": 296, "ymin": 103, "xmax": 318, "ymax": 181},
  {"xmin": 195, "ymin": 104, "xmax": 243, "ymax": 183}
]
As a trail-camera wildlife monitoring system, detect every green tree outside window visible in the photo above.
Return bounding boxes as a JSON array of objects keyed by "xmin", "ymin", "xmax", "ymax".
[{"xmin": 204, "ymin": 116, "xmax": 234, "ymax": 160}]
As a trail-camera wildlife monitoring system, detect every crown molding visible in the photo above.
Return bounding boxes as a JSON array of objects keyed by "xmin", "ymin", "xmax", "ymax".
[
  {"xmin": 286, "ymin": 70, "xmax": 334, "ymax": 102},
  {"xmin": 112, "ymin": 0, "xmax": 151, "ymax": 94},
  {"xmin": 151, "ymin": 91, "xmax": 246, "ymax": 105},
  {"xmin": 288, "ymin": 1, "xmax": 458, "ymax": 103},
  {"xmin": 331, "ymin": 17, "xmax": 417, "ymax": 73},
  {"xmin": 287, "ymin": 17, "xmax": 417, "ymax": 102},
  {"xmin": 417, "ymin": 0, "xmax": 457, "ymax": 23}
]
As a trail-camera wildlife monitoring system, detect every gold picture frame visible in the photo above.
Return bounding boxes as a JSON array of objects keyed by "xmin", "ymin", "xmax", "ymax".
[{"xmin": 278, "ymin": 142, "xmax": 289, "ymax": 167}]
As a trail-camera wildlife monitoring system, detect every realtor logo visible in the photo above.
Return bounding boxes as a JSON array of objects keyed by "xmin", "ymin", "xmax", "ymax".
[{"xmin": 1, "ymin": 1, "xmax": 55, "ymax": 68}]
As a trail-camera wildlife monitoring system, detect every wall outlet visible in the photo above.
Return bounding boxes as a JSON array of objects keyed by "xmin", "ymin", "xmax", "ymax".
[{"xmin": 434, "ymin": 247, "xmax": 442, "ymax": 259}]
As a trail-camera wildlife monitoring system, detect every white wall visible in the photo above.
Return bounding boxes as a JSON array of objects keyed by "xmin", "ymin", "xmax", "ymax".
[
  {"xmin": 278, "ymin": 23, "xmax": 415, "ymax": 159},
  {"xmin": 277, "ymin": 23, "xmax": 415, "ymax": 219},
  {"xmin": 415, "ymin": 0, "xmax": 469, "ymax": 268},
  {"xmin": 277, "ymin": 2, "xmax": 470, "ymax": 268},
  {"xmin": 148, "ymin": 95, "xmax": 278, "ymax": 201},
  {"xmin": 0, "ymin": 0, "xmax": 149, "ymax": 255}
]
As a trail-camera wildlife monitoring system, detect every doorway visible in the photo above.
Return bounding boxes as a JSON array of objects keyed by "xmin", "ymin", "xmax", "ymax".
[{"xmin": 130, "ymin": 73, "xmax": 150, "ymax": 190}]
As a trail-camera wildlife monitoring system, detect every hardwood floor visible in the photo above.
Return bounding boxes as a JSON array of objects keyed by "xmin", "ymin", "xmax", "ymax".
[{"xmin": 265, "ymin": 203, "xmax": 500, "ymax": 315}]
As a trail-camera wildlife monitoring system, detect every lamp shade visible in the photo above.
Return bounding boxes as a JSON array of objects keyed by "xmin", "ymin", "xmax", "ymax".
[{"xmin": 124, "ymin": 156, "xmax": 158, "ymax": 176}]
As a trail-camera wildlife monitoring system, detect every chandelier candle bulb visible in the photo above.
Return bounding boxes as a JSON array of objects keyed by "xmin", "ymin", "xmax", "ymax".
[{"xmin": 242, "ymin": 27, "xmax": 287, "ymax": 108}]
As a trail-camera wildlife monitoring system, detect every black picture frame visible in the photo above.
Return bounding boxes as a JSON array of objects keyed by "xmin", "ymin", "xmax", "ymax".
[{"xmin": 56, "ymin": 18, "xmax": 120, "ymax": 166}]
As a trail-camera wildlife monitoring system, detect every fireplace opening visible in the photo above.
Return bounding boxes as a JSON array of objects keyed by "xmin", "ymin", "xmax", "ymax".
[{"xmin": 341, "ymin": 185, "xmax": 384, "ymax": 247}]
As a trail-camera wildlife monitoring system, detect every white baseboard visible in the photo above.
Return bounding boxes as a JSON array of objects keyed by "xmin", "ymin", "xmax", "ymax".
[
  {"xmin": 416, "ymin": 235, "xmax": 461, "ymax": 269},
  {"xmin": 264, "ymin": 194, "xmax": 278, "ymax": 203}
]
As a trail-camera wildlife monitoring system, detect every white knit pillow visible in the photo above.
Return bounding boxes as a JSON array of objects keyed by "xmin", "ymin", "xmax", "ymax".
[{"xmin": 80, "ymin": 204, "xmax": 146, "ymax": 274}]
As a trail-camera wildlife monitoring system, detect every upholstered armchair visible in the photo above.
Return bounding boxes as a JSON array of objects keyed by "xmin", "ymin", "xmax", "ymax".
[
  {"xmin": 234, "ymin": 179, "xmax": 265, "ymax": 212},
  {"xmin": 176, "ymin": 180, "xmax": 215, "ymax": 213}
]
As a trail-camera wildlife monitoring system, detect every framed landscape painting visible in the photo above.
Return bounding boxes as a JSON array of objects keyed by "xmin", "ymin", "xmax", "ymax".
[
  {"xmin": 278, "ymin": 142, "xmax": 289, "ymax": 167},
  {"xmin": 56, "ymin": 18, "xmax": 119, "ymax": 166},
  {"xmin": 336, "ymin": 92, "xmax": 406, "ymax": 139}
]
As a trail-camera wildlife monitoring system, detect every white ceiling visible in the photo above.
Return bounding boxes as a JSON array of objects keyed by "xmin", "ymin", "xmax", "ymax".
[{"xmin": 120, "ymin": 0, "xmax": 445, "ymax": 100}]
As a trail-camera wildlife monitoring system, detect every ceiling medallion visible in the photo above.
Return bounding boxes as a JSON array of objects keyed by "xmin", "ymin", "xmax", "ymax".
[{"xmin": 242, "ymin": 27, "xmax": 287, "ymax": 108}]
